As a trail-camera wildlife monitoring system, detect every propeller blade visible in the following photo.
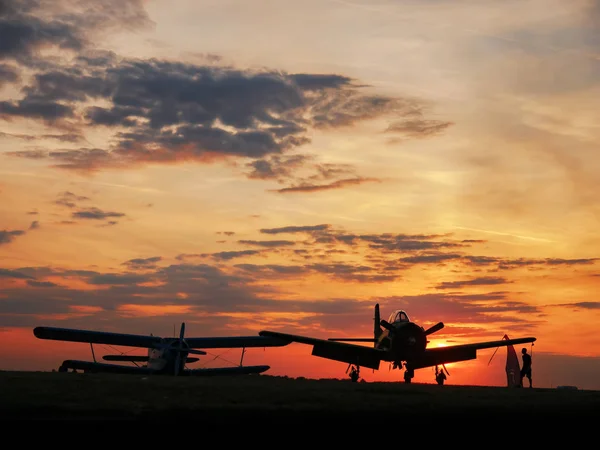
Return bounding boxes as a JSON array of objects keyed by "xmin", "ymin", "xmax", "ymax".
[
  {"xmin": 380, "ymin": 320, "xmax": 395, "ymax": 332},
  {"xmin": 179, "ymin": 322, "xmax": 185, "ymax": 340},
  {"xmin": 424, "ymin": 322, "xmax": 444, "ymax": 336}
]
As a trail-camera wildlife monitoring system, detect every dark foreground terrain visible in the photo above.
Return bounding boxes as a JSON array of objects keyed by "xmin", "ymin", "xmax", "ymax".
[{"xmin": 2, "ymin": 370, "xmax": 598, "ymax": 427}]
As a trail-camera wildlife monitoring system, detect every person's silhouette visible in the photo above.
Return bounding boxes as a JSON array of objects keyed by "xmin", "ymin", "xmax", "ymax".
[
  {"xmin": 349, "ymin": 365, "xmax": 359, "ymax": 382},
  {"xmin": 435, "ymin": 366, "xmax": 447, "ymax": 385},
  {"xmin": 520, "ymin": 348, "xmax": 532, "ymax": 388}
]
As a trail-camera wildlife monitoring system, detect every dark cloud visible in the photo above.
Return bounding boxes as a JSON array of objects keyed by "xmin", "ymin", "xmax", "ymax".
[
  {"xmin": 260, "ymin": 224, "xmax": 331, "ymax": 234},
  {"xmin": 0, "ymin": 268, "xmax": 33, "ymax": 279},
  {"xmin": 28, "ymin": 220, "xmax": 39, "ymax": 229},
  {"xmin": 385, "ymin": 118, "xmax": 454, "ymax": 139},
  {"xmin": 0, "ymin": 229, "xmax": 25, "ymax": 245},
  {"xmin": 0, "ymin": 0, "xmax": 152, "ymax": 66},
  {"xmin": 238, "ymin": 240, "xmax": 296, "ymax": 248},
  {"xmin": 54, "ymin": 191, "xmax": 89, "ymax": 208},
  {"xmin": 0, "ymin": 62, "xmax": 19, "ymax": 86},
  {"xmin": 26, "ymin": 280, "xmax": 58, "ymax": 288},
  {"xmin": 554, "ymin": 302, "xmax": 600, "ymax": 310},
  {"xmin": 435, "ymin": 276, "xmax": 512, "ymax": 289},
  {"xmin": 0, "ymin": 0, "xmax": 84, "ymax": 63},
  {"xmin": 72, "ymin": 207, "xmax": 125, "ymax": 220},
  {"xmin": 0, "ymin": 131, "xmax": 83, "ymax": 142},
  {"xmin": 175, "ymin": 253, "xmax": 204, "ymax": 261},
  {"xmin": 211, "ymin": 250, "xmax": 262, "ymax": 260},
  {"xmin": 273, "ymin": 177, "xmax": 381, "ymax": 193},
  {"xmin": 246, "ymin": 154, "xmax": 313, "ymax": 181},
  {"xmin": 3, "ymin": 51, "xmax": 451, "ymax": 177},
  {"xmin": 122, "ymin": 256, "xmax": 162, "ymax": 270}
]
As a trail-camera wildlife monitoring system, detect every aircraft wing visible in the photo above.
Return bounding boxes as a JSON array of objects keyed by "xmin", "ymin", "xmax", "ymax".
[
  {"xmin": 185, "ymin": 335, "xmax": 290, "ymax": 349},
  {"xmin": 411, "ymin": 336, "xmax": 537, "ymax": 370},
  {"xmin": 34, "ymin": 326, "xmax": 163, "ymax": 348},
  {"xmin": 259, "ymin": 330, "xmax": 386, "ymax": 370},
  {"xmin": 184, "ymin": 365, "xmax": 271, "ymax": 376},
  {"xmin": 58, "ymin": 360, "xmax": 156, "ymax": 375},
  {"xmin": 102, "ymin": 355, "xmax": 201, "ymax": 363}
]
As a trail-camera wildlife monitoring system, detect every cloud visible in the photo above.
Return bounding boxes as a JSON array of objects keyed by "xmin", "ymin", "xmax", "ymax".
[
  {"xmin": 0, "ymin": 229, "xmax": 25, "ymax": 245},
  {"xmin": 238, "ymin": 240, "xmax": 296, "ymax": 248},
  {"xmin": 2, "ymin": 35, "xmax": 451, "ymax": 181},
  {"xmin": 54, "ymin": 191, "xmax": 89, "ymax": 208},
  {"xmin": 28, "ymin": 220, "xmax": 39, "ymax": 230},
  {"xmin": 71, "ymin": 207, "xmax": 125, "ymax": 220},
  {"xmin": 0, "ymin": 0, "xmax": 85, "ymax": 63},
  {"xmin": 260, "ymin": 224, "xmax": 331, "ymax": 234},
  {"xmin": 122, "ymin": 257, "xmax": 163, "ymax": 270},
  {"xmin": 554, "ymin": 302, "xmax": 600, "ymax": 310},
  {"xmin": 0, "ymin": 63, "xmax": 19, "ymax": 86},
  {"xmin": 211, "ymin": 250, "xmax": 262, "ymax": 260},
  {"xmin": 0, "ymin": 131, "xmax": 83, "ymax": 142},
  {"xmin": 385, "ymin": 118, "xmax": 454, "ymax": 139},
  {"xmin": 0, "ymin": 268, "xmax": 33, "ymax": 279},
  {"xmin": 246, "ymin": 154, "xmax": 314, "ymax": 182},
  {"xmin": 273, "ymin": 177, "xmax": 381, "ymax": 193},
  {"xmin": 435, "ymin": 276, "xmax": 512, "ymax": 289},
  {"xmin": 0, "ymin": 0, "xmax": 152, "ymax": 66}
]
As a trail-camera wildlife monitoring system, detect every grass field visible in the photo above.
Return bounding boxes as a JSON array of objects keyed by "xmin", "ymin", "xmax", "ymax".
[{"xmin": 2, "ymin": 370, "xmax": 598, "ymax": 425}]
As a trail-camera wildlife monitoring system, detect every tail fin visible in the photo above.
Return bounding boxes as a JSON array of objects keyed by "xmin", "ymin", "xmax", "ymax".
[{"xmin": 374, "ymin": 303, "xmax": 382, "ymax": 346}]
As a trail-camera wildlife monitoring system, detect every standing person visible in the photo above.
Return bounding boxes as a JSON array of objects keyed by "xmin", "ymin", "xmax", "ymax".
[
  {"xmin": 435, "ymin": 365, "xmax": 447, "ymax": 385},
  {"xmin": 520, "ymin": 348, "xmax": 532, "ymax": 388}
]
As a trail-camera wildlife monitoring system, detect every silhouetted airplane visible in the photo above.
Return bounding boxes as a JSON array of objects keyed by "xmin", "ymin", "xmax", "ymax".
[
  {"xmin": 34, "ymin": 322, "xmax": 289, "ymax": 376},
  {"xmin": 259, "ymin": 303, "xmax": 536, "ymax": 383}
]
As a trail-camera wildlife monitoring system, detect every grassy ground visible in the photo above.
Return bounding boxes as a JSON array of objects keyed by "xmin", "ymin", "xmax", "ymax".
[{"xmin": 2, "ymin": 370, "xmax": 598, "ymax": 425}]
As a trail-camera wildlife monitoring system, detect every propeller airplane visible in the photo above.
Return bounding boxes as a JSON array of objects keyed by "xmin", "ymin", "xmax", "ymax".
[
  {"xmin": 34, "ymin": 322, "xmax": 289, "ymax": 376},
  {"xmin": 259, "ymin": 303, "xmax": 536, "ymax": 383}
]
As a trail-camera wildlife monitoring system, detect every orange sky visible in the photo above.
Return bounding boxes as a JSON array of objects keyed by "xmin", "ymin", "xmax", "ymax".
[{"xmin": 1, "ymin": 0, "xmax": 599, "ymax": 390}]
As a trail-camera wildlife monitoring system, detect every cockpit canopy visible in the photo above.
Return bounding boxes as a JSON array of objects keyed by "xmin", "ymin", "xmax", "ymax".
[{"xmin": 387, "ymin": 310, "xmax": 410, "ymax": 324}]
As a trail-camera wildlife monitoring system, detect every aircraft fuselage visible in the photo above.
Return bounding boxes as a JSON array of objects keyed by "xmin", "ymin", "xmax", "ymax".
[
  {"xmin": 147, "ymin": 337, "xmax": 190, "ymax": 374},
  {"xmin": 375, "ymin": 322, "xmax": 428, "ymax": 362}
]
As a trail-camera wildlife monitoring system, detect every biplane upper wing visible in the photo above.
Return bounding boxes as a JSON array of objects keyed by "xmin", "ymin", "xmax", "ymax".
[
  {"xmin": 411, "ymin": 336, "xmax": 537, "ymax": 370},
  {"xmin": 259, "ymin": 330, "xmax": 386, "ymax": 370},
  {"xmin": 34, "ymin": 326, "xmax": 163, "ymax": 348},
  {"xmin": 185, "ymin": 335, "xmax": 291, "ymax": 349},
  {"xmin": 184, "ymin": 365, "xmax": 271, "ymax": 376},
  {"xmin": 58, "ymin": 359, "xmax": 156, "ymax": 375}
]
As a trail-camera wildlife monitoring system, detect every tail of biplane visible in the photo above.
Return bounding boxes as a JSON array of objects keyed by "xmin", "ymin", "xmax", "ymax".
[{"xmin": 374, "ymin": 303, "xmax": 382, "ymax": 346}]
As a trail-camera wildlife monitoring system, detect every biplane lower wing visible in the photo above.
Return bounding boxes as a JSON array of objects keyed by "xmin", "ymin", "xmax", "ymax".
[
  {"xmin": 185, "ymin": 365, "xmax": 271, "ymax": 376},
  {"xmin": 259, "ymin": 330, "xmax": 385, "ymax": 370},
  {"xmin": 58, "ymin": 359, "xmax": 156, "ymax": 375},
  {"xmin": 102, "ymin": 355, "xmax": 201, "ymax": 363},
  {"xmin": 411, "ymin": 336, "xmax": 537, "ymax": 370}
]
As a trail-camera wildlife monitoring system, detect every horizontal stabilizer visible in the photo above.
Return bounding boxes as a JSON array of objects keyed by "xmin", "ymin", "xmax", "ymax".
[
  {"xmin": 185, "ymin": 336, "xmax": 290, "ymax": 349},
  {"xmin": 103, "ymin": 355, "xmax": 149, "ymax": 362},
  {"xmin": 328, "ymin": 338, "xmax": 376, "ymax": 342}
]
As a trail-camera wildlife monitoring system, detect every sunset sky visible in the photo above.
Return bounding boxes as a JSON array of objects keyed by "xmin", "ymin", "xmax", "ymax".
[{"xmin": 1, "ymin": 0, "xmax": 599, "ymax": 390}]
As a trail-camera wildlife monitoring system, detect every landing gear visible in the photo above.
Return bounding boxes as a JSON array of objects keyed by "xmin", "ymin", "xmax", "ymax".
[{"xmin": 403, "ymin": 367, "xmax": 414, "ymax": 384}]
